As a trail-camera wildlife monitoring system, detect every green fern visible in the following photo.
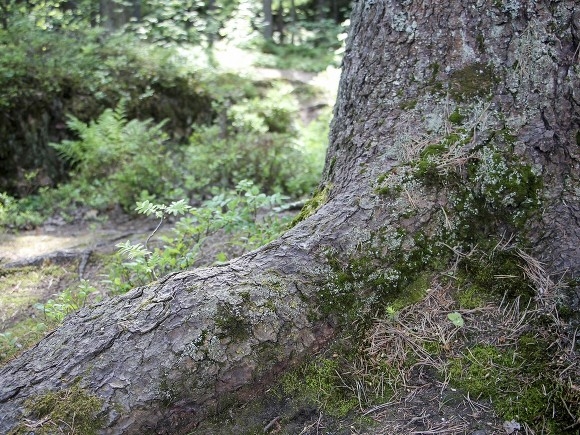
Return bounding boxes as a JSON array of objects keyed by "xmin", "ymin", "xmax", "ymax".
[{"xmin": 49, "ymin": 102, "xmax": 172, "ymax": 211}]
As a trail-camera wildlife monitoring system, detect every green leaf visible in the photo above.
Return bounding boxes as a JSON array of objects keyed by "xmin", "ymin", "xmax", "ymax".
[
  {"xmin": 447, "ymin": 312, "xmax": 464, "ymax": 327},
  {"xmin": 166, "ymin": 199, "xmax": 191, "ymax": 216}
]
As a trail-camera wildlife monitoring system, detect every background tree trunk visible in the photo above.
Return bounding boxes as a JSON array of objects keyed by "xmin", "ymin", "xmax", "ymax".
[
  {"xmin": 1, "ymin": 0, "xmax": 578, "ymax": 433},
  {"xmin": 262, "ymin": 0, "xmax": 274, "ymax": 40},
  {"xmin": 100, "ymin": 0, "xmax": 136, "ymax": 31}
]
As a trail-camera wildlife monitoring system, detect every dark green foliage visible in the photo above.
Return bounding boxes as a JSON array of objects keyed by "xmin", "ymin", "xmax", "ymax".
[
  {"xmin": 50, "ymin": 103, "xmax": 174, "ymax": 211},
  {"xmin": 0, "ymin": 20, "xmax": 212, "ymax": 196}
]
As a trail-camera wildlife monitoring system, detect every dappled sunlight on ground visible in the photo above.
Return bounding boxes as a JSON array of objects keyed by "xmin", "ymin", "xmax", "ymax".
[{"xmin": 0, "ymin": 232, "xmax": 95, "ymax": 264}]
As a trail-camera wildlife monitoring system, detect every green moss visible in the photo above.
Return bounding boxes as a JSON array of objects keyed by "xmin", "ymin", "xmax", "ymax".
[
  {"xmin": 376, "ymin": 173, "xmax": 388, "ymax": 185},
  {"xmin": 15, "ymin": 380, "xmax": 104, "ymax": 434},
  {"xmin": 320, "ymin": 250, "xmax": 401, "ymax": 329},
  {"xmin": 375, "ymin": 184, "xmax": 402, "ymax": 197},
  {"xmin": 429, "ymin": 62, "xmax": 440, "ymax": 81},
  {"xmin": 328, "ymin": 156, "xmax": 337, "ymax": 176},
  {"xmin": 456, "ymin": 285, "xmax": 487, "ymax": 309},
  {"xmin": 449, "ymin": 63, "xmax": 497, "ymax": 102},
  {"xmin": 476, "ymin": 33, "xmax": 486, "ymax": 53},
  {"xmin": 467, "ymin": 145, "xmax": 542, "ymax": 230},
  {"xmin": 457, "ymin": 247, "xmax": 534, "ymax": 302},
  {"xmin": 448, "ymin": 108, "xmax": 465, "ymax": 125},
  {"xmin": 411, "ymin": 129, "xmax": 474, "ymax": 187},
  {"xmin": 319, "ymin": 228, "xmax": 450, "ymax": 335},
  {"xmin": 447, "ymin": 338, "xmax": 577, "ymax": 432},
  {"xmin": 576, "ymin": 130, "xmax": 580, "ymax": 146},
  {"xmin": 388, "ymin": 272, "xmax": 431, "ymax": 312},
  {"xmin": 423, "ymin": 340, "xmax": 442, "ymax": 356},
  {"xmin": 289, "ymin": 184, "xmax": 332, "ymax": 228},
  {"xmin": 399, "ymin": 99, "xmax": 417, "ymax": 110},
  {"xmin": 282, "ymin": 357, "xmax": 359, "ymax": 417},
  {"xmin": 215, "ymin": 303, "xmax": 251, "ymax": 341}
]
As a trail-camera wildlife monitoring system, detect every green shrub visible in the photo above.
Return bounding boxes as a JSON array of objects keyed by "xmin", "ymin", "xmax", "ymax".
[
  {"xmin": 182, "ymin": 84, "xmax": 327, "ymax": 197},
  {"xmin": 0, "ymin": 193, "xmax": 43, "ymax": 229},
  {"xmin": 51, "ymin": 102, "xmax": 175, "ymax": 211},
  {"xmin": 35, "ymin": 280, "xmax": 98, "ymax": 324}
]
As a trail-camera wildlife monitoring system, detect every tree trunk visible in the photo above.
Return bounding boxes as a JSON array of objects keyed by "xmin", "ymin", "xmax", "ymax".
[
  {"xmin": 1, "ymin": 0, "xmax": 579, "ymax": 433},
  {"xmin": 275, "ymin": 0, "xmax": 285, "ymax": 44},
  {"xmin": 262, "ymin": 0, "xmax": 273, "ymax": 41},
  {"xmin": 289, "ymin": 0, "xmax": 296, "ymax": 45},
  {"xmin": 99, "ymin": 0, "xmax": 134, "ymax": 31}
]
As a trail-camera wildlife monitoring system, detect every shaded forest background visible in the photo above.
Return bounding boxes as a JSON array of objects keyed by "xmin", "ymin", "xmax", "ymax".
[
  {"xmin": 0, "ymin": 0, "xmax": 346, "ymax": 378},
  {"xmin": 0, "ymin": 0, "xmax": 350, "ymax": 208}
]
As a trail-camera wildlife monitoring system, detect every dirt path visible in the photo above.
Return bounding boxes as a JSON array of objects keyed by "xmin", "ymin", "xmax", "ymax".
[{"xmin": 0, "ymin": 217, "xmax": 155, "ymax": 266}]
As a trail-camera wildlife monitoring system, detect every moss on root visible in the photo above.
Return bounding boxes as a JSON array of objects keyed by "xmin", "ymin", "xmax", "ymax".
[
  {"xmin": 281, "ymin": 357, "xmax": 359, "ymax": 417},
  {"xmin": 12, "ymin": 380, "xmax": 104, "ymax": 434},
  {"xmin": 289, "ymin": 183, "xmax": 332, "ymax": 228},
  {"xmin": 316, "ymin": 106, "xmax": 579, "ymax": 432}
]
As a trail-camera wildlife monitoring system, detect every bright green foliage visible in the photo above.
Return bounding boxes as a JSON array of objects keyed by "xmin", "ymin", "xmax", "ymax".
[
  {"xmin": 1, "ymin": 0, "xmax": 97, "ymax": 31},
  {"xmin": 128, "ymin": 0, "xmax": 238, "ymax": 46},
  {"xmin": 253, "ymin": 15, "xmax": 348, "ymax": 72},
  {"xmin": 0, "ymin": 18, "xmax": 101, "ymax": 108},
  {"xmin": 0, "ymin": 193, "xmax": 43, "ymax": 229},
  {"xmin": 182, "ymin": 84, "xmax": 326, "ymax": 197},
  {"xmin": 107, "ymin": 181, "xmax": 290, "ymax": 293},
  {"xmin": 1, "ymin": 84, "xmax": 328, "ymax": 228},
  {"xmin": 35, "ymin": 280, "xmax": 98, "ymax": 323},
  {"xmin": 50, "ymin": 102, "xmax": 173, "ymax": 211}
]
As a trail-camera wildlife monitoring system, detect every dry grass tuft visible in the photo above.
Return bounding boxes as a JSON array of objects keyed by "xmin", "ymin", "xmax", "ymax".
[{"xmin": 349, "ymin": 245, "xmax": 579, "ymax": 434}]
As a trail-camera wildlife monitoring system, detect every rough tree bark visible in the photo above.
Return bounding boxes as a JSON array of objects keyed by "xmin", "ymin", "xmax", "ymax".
[{"xmin": 1, "ymin": 0, "xmax": 579, "ymax": 433}]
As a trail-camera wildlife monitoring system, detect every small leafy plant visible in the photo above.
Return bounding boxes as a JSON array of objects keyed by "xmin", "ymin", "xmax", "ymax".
[
  {"xmin": 35, "ymin": 280, "xmax": 98, "ymax": 324},
  {"xmin": 107, "ymin": 180, "xmax": 290, "ymax": 294},
  {"xmin": 51, "ymin": 102, "xmax": 174, "ymax": 212}
]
